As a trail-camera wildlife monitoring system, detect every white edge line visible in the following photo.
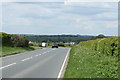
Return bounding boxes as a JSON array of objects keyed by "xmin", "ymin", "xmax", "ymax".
[
  {"xmin": 0, "ymin": 63, "xmax": 16, "ymax": 70},
  {"xmin": 57, "ymin": 48, "xmax": 71, "ymax": 78}
]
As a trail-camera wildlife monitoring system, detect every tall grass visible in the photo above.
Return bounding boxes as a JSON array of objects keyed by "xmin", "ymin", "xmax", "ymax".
[
  {"xmin": 80, "ymin": 37, "xmax": 118, "ymax": 56},
  {"xmin": 64, "ymin": 37, "xmax": 118, "ymax": 78}
]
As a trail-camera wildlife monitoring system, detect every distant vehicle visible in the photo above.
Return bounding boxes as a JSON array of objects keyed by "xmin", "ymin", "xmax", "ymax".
[
  {"xmin": 42, "ymin": 42, "xmax": 46, "ymax": 47},
  {"xmin": 52, "ymin": 43, "xmax": 58, "ymax": 48}
]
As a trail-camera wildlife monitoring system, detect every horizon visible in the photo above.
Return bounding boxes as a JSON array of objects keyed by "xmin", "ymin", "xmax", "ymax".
[{"xmin": 1, "ymin": 31, "xmax": 115, "ymax": 36}]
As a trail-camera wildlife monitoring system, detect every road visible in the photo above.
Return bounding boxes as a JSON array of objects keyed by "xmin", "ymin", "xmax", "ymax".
[{"xmin": 0, "ymin": 47, "xmax": 70, "ymax": 78}]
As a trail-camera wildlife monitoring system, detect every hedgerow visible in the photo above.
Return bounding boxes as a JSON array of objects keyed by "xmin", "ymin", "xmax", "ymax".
[{"xmin": 80, "ymin": 37, "xmax": 118, "ymax": 56}]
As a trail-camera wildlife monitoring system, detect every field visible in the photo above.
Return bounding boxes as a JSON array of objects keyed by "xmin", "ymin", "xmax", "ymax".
[
  {"xmin": 64, "ymin": 37, "xmax": 118, "ymax": 78},
  {"xmin": 0, "ymin": 46, "xmax": 41, "ymax": 57}
]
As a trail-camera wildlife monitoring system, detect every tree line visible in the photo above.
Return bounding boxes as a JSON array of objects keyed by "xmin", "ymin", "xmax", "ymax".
[
  {"xmin": 23, "ymin": 34, "xmax": 105, "ymax": 43},
  {"xmin": 0, "ymin": 32, "xmax": 106, "ymax": 47},
  {"xmin": 22, "ymin": 34, "xmax": 97, "ymax": 43}
]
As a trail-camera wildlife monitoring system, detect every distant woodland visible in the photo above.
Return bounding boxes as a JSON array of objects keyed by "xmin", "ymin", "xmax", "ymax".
[{"xmin": 21, "ymin": 34, "xmax": 97, "ymax": 43}]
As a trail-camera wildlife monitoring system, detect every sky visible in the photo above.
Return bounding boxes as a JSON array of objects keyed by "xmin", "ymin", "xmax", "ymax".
[{"xmin": 0, "ymin": 1, "xmax": 118, "ymax": 36}]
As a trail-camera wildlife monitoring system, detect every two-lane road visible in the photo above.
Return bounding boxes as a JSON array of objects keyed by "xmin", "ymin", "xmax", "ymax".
[{"xmin": 1, "ymin": 47, "xmax": 70, "ymax": 78}]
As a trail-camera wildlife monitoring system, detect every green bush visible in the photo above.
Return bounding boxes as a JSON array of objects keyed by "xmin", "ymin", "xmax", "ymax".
[
  {"xmin": 65, "ymin": 44, "xmax": 73, "ymax": 47},
  {"xmin": 0, "ymin": 32, "xmax": 29, "ymax": 47},
  {"xmin": 11, "ymin": 34, "xmax": 29, "ymax": 47},
  {"xmin": 1, "ymin": 32, "xmax": 12, "ymax": 46},
  {"xmin": 29, "ymin": 42, "xmax": 40, "ymax": 46},
  {"xmin": 58, "ymin": 43, "xmax": 65, "ymax": 47}
]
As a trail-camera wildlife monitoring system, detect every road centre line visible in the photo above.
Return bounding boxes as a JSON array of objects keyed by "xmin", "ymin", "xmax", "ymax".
[
  {"xmin": 35, "ymin": 55, "xmax": 39, "ymax": 57},
  {"xmin": 0, "ymin": 63, "xmax": 16, "ymax": 70},
  {"xmin": 1, "ymin": 48, "xmax": 56, "ymax": 70},
  {"xmin": 21, "ymin": 57, "xmax": 32, "ymax": 61},
  {"xmin": 22, "ymin": 49, "xmax": 54, "ymax": 61}
]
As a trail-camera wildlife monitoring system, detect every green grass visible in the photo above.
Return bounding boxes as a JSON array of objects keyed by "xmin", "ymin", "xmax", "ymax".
[
  {"xmin": 64, "ymin": 37, "xmax": 118, "ymax": 78},
  {"xmin": 0, "ymin": 46, "xmax": 42, "ymax": 57}
]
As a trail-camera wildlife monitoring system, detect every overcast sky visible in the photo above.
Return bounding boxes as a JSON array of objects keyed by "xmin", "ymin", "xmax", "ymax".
[{"xmin": 1, "ymin": 1, "xmax": 118, "ymax": 36}]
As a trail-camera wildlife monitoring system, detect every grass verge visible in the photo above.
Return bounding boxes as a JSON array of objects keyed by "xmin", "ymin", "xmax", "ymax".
[
  {"xmin": 0, "ymin": 46, "xmax": 42, "ymax": 57},
  {"xmin": 64, "ymin": 37, "xmax": 118, "ymax": 78}
]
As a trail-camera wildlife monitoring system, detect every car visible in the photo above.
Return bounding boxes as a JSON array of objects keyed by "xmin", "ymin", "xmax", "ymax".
[{"xmin": 52, "ymin": 43, "xmax": 58, "ymax": 48}]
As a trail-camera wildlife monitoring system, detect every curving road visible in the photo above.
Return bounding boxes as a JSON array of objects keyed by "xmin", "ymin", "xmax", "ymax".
[{"xmin": 0, "ymin": 47, "xmax": 70, "ymax": 78}]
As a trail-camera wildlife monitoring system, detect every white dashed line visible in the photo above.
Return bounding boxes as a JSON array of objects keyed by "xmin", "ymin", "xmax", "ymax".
[
  {"xmin": 42, "ymin": 52, "xmax": 45, "ymax": 54},
  {"xmin": 35, "ymin": 55, "xmax": 39, "ymax": 57},
  {"xmin": 21, "ymin": 57, "xmax": 32, "ymax": 61},
  {"xmin": 0, "ymin": 48, "xmax": 56, "ymax": 70},
  {"xmin": 0, "ymin": 63, "xmax": 16, "ymax": 70}
]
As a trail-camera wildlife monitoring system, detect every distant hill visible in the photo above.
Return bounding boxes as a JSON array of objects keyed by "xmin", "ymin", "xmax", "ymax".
[{"xmin": 19, "ymin": 34, "xmax": 96, "ymax": 43}]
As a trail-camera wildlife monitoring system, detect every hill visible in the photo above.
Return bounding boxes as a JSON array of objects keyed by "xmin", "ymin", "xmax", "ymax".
[{"xmin": 20, "ymin": 34, "xmax": 96, "ymax": 43}]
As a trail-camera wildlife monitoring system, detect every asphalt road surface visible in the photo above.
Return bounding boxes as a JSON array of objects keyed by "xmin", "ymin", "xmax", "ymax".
[{"xmin": 0, "ymin": 47, "xmax": 70, "ymax": 78}]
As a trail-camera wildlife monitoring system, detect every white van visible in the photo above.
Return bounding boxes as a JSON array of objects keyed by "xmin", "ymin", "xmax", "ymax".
[{"xmin": 42, "ymin": 42, "xmax": 46, "ymax": 47}]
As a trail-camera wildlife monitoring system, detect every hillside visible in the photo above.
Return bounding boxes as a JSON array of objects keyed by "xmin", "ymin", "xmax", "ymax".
[
  {"xmin": 21, "ymin": 34, "xmax": 96, "ymax": 43},
  {"xmin": 64, "ymin": 37, "xmax": 119, "ymax": 78}
]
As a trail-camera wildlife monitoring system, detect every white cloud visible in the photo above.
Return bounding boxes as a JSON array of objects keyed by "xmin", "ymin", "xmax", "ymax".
[
  {"xmin": 1, "ymin": 0, "xmax": 119, "ymax": 2},
  {"xmin": 64, "ymin": 2, "xmax": 118, "ymax": 9},
  {"xmin": 11, "ymin": 18, "xmax": 31, "ymax": 25},
  {"xmin": 2, "ymin": 2, "xmax": 118, "ymax": 36},
  {"xmin": 65, "ymin": 0, "xmax": 119, "ymax": 2},
  {"xmin": 0, "ymin": 22, "xmax": 5, "ymax": 25},
  {"xmin": 1, "ymin": 0, "xmax": 64, "ymax": 2},
  {"xmin": 96, "ymin": 12, "xmax": 117, "ymax": 19},
  {"xmin": 105, "ymin": 21, "xmax": 118, "ymax": 28}
]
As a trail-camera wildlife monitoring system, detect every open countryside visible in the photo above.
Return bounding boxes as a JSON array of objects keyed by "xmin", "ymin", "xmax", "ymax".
[
  {"xmin": 0, "ymin": 32, "xmax": 119, "ymax": 79},
  {"xmin": 0, "ymin": 1, "xmax": 118, "ymax": 79}
]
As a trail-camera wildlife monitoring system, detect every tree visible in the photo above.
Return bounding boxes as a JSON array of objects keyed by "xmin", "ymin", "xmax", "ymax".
[
  {"xmin": 47, "ymin": 40, "xmax": 52, "ymax": 46},
  {"xmin": 1, "ymin": 32, "xmax": 12, "ymax": 46},
  {"xmin": 11, "ymin": 34, "xmax": 29, "ymax": 47},
  {"xmin": 96, "ymin": 34, "xmax": 105, "ymax": 39}
]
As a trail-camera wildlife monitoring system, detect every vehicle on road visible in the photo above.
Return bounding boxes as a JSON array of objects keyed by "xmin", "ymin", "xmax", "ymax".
[
  {"xmin": 42, "ymin": 42, "xmax": 46, "ymax": 47},
  {"xmin": 52, "ymin": 43, "xmax": 58, "ymax": 48}
]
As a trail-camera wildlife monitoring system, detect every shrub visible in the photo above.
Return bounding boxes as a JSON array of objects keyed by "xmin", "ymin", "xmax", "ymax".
[
  {"xmin": 1, "ymin": 32, "xmax": 12, "ymax": 46},
  {"xmin": 29, "ymin": 42, "xmax": 40, "ymax": 47},
  {"xmin": 96, "ymin": 34, "xmax": 105, "ymax": 39},
  {"xmin": 79, "ymin": 37, "xmax": 118, "ymax": 56},
  {"xmin": 58, "ymin": 43, "xmax": 65, "ymax": 47},
  {"xmin": 11, "ymin": 34, "xmax": 29, "ymax": 47}
]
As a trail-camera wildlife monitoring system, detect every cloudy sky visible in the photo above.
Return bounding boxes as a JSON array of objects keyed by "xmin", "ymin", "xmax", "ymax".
[{"xmin": 1, "ymin": 1, "xmax": 118, "ymax": 36}]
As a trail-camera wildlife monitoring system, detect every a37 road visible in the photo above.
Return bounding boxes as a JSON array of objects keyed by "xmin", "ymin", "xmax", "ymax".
[{"xmin": 0, "ymin": 47, "xmax": 70, "ymax": 78}]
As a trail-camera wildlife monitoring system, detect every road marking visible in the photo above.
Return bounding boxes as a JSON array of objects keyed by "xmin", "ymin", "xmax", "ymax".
[
  {"xmin": 0, "ymin": 48, "xmax": 56, "ymax": 70},
  {"xmin": 21, "ymin": 49, "xmax": 56, "ymax": 62},
  {"xmin": 0, "ymin": 63, "xmax": 16, "ymax": 70},
  {"xmin": 42, "ymin": 53, "xmax": 45, "ymax": 54},
  {"xmin": 34, "ymin": 49, "xmax": 55, "ymax": 57},
  {"xmin": 57, "ymin": 48, "xmax": 71, "ymax": 78},
  {"xmin": 35, "ymin": 55, "xmax": 39, "ymax": 57},
  {"xmin": 21, "ymin": 57, "xmax": 32, "ymax": 61}
]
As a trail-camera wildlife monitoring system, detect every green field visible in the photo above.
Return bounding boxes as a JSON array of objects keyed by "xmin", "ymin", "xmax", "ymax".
[
  {"xmin": 64, "ymin": 37, "xmax": 118, "ymax": 78},
  {"xmin": 0, "ymin": 46, "xmax": 42, "ymax": 57}
]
